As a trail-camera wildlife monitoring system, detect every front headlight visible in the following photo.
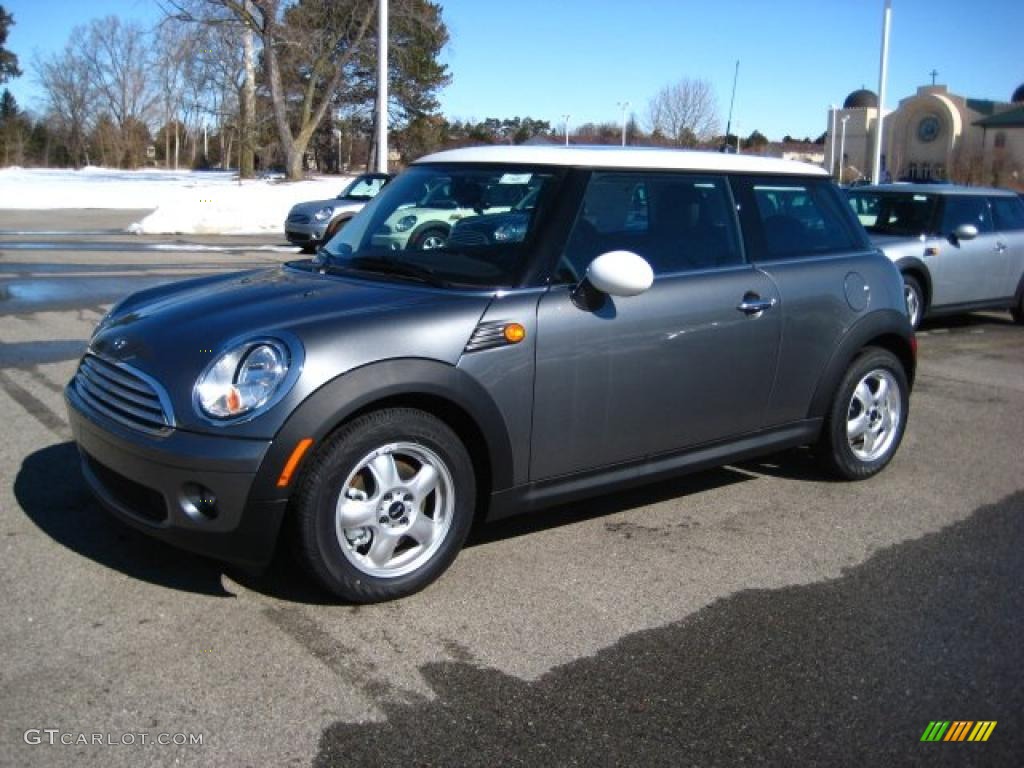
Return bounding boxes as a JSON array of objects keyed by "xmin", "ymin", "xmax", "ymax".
[
  {"xmin": 195, "ymin": 340, "xmax": 291, "ymax": 419},
  {"xmin": 395, "ymin": 214, "xmax": 418, "ymax": 232},
  {"xmin": 313, "ymin": 206, "xmax": 334, "ymax": 221}
]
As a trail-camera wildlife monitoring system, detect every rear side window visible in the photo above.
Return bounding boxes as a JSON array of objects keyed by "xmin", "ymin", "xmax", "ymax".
[
  {"xmin": 558, "ymin": 172, "xmax": 743, "ymax": 280},
  {"xmin": 990, "ymin": 196, "xmax": 1024, "ymax": 231},
  {"xmin": 736, "ymin": 177, "xmax": 862, "ymax": 261},
  {"xmin": 940, "ymin": 196, "xmax": 993, "ymax": 234}
]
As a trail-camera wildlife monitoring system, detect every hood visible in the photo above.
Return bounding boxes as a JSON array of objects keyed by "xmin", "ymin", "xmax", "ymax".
[
  {"xmin": 90, "ymin": 265, "xmax": 493, "ymax": 437},
  {"xmin": 288, "ymin": 198, "xmax": 364, "ymax": 216}
]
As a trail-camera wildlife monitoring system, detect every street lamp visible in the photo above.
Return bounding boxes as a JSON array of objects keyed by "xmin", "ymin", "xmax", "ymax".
[
  {"xmin": 839, "ymin": 115, "xmax": 850, "ymax": 184},
  {"xmin": 617, "ymin": 101, "xmax": 630, "ymax": 146},
  {"xmin": 828, "ymin": 105, "xmax": 837, "ymax": 176},
  {"xmin": 562, "ymin": 114, "xmax": 571, "ymax": 146}
]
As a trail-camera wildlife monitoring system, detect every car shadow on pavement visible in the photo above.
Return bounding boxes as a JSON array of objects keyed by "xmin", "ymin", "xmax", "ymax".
[
  {"xmin": 14, "ymin": 442, "xmax": 235, "ymax": 597},
  {"xmin": 313, "ymin": 490, "xmax": 1024, "ymax": 768}
]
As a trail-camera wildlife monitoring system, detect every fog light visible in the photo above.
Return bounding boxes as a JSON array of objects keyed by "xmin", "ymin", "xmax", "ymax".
[{"xmin": 182, "ymin": 483, "xmax": 218, "ymax": 521}]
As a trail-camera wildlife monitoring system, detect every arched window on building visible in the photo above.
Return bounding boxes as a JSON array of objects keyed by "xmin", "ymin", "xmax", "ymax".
[
  {"xmin": 908, "ymin": 162, "xmax": 918, "ymax": 180},
  {"xmin": 994, "ymin": 132, "xmax": 1007, "ymax": 149},
  {"xmin": 933, "ymin": 164, "xmax": 945, "ymax": 180},
  {"xmin": 920, "ymin": 163, "xmax": 931, "ymax": 180}
]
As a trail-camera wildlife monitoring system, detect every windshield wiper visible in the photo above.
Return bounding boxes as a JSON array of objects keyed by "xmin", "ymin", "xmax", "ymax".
[{"xmin": 348, "ymin": 255, "xmax": 451, "ymax": 287}]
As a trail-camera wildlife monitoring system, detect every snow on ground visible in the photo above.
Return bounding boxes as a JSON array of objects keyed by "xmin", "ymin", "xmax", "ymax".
[{"xmin": 0, "ymin": 166, "xmax": 351, "ymax": 235}]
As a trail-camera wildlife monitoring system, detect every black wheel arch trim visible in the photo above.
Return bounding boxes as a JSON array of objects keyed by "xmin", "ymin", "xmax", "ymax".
[
  {"xmin": 895, "ymin": 257, "xmax": 932, "ymax": 305},
  {"xmin": 807, "ymin": 309, "xmax": 915, "ymax": 419},
  {"xmin": 250, "ymin": 358, "xmax": 514, "ymax": 502}
]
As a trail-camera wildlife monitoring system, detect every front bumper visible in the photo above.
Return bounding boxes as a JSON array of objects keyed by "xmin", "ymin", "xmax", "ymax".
[
  {"xmin": 285, "ymin": 221, "xmax": 327, "ymax": 245},
  {"xmin": 65, "ymin": 384, "xmax": 286, "ymax": 569}
]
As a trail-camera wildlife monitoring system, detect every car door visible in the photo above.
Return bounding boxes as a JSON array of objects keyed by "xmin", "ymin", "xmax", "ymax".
[
  {"xmin": 530, "ymin": 172, "xmax": 781, "ymax": 481},
  {"xmin": 989, "ymin": 195, "xmax": 1024, "ymax": 300},
  {"xmin": 931, "ymin": 195, "xmax": 1001, "ymax": 306}
]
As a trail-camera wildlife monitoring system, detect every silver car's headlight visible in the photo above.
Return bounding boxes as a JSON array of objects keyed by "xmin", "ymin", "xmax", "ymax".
[
  {"xmin": 313, "ymin": 206, "xmax": 334, "ymax": 222},
  {"xmin": 195, "ymin": 340, "xmax": 291, "ymax": 419},
  {"xmin": 395, "ymin": 214, "xmax": 418, "ymax": 232}
]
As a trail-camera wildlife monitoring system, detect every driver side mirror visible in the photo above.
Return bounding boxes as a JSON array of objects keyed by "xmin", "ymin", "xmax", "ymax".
[
  {"xmin": 571, "ymin": 250, "xmax": 654, "ymax": 311},
  {"xmin": 951, "ymin": 223, "xmax": 978, "ymax": 243},
  {"xmin": 585, "ymin": 250, "xmax": 654, "ymax": 297}
]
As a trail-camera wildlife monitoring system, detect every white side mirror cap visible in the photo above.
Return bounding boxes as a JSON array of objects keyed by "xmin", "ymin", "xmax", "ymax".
[
  {"xmin": 585, "ymin": 250, "xmax": 654, "ymax": 297},
  {"xmin": 953, "ymin": 223, "xmax": 978, "ymax": 241}
]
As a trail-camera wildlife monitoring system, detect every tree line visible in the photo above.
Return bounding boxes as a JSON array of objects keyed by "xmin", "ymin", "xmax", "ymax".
[{"xmin": 0, "ymin": 3, "xmax": 825, "ymax": 179}]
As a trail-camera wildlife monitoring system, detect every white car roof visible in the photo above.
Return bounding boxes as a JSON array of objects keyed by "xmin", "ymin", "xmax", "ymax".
[{"xmin": 414, "ymin": 145, "xmax": 828, "ymax": 177}]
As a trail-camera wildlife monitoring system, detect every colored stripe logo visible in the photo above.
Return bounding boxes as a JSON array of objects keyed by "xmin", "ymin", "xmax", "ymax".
[{"xmin": 920, "ymin": 721, "xmax": 996, "ymax": 742}]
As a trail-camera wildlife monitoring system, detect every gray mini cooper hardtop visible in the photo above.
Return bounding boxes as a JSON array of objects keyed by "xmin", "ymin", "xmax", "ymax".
[{"xmin": 67, "ymin": 146, "xmax": 915, "ymax": 602}]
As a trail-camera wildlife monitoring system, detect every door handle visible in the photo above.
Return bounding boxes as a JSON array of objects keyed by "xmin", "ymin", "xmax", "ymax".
[
  {"xmin": 737, "ymin": 294, "xmax": 777, "ymax": 315},
  {"xmin": 995, "ymin": 242, "xmax": 1007, "ymax": 253}
]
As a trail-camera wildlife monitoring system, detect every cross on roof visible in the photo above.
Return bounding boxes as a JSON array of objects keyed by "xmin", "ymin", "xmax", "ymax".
[{"xmin": 930, "ymin": 69, "xmax": 939, "ymax": 85}]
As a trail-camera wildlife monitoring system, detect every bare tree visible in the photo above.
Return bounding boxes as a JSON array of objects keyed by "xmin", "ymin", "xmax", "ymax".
[
  {"xmin": 647, "ymin": 78, "xmax": 720, "ymax": 147},
  {"xmin": 84, "ymin": 17, "xmax": 158, "ymax": 167},
  {"xmin": 34, "ymin": 41, "xmax": 95, "ymax": 166}
]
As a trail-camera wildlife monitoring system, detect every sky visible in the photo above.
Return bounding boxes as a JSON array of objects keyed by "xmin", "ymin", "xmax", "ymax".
[{"xmin": 4, "ymin": 0, "xmax": 1023, "ymax": 141}]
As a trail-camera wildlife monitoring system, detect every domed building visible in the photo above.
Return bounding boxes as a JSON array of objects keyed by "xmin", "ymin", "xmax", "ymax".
[{"xmin": 826, "ymin": 82, "xmax": 1024, "ymax": 187}]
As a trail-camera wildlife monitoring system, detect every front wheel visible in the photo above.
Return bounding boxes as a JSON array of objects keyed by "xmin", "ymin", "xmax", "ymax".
[
  {"xmin": 1011, "ymin": 292, "xmax": 1023, "ymax": 324},
  {"xmin": 818, "ymin": 347, "xmax": 909, "ymax": 480},
  {"xmin": 902, "ymin": 274, "xmax": 924, "ymax": 330},
  {"xmin": 411, "ymin": 227, "xmax": 448, "ymax": 250},
  {"xmin": 292, "ymin": 408, "xmax": 475, "ymax": 602}
]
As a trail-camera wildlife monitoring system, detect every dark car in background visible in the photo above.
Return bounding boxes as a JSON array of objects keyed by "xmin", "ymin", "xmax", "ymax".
[
  {"xmin": 66, "ymin": 146, "xmax": 914, "ymax": 603},
  {"xmin": 848, "ymin": 184, "xmax": 1024, "ymax": 328},
  {"xmin": 285, "ymin": 172, "xmax": 391, "ymax": 252}
]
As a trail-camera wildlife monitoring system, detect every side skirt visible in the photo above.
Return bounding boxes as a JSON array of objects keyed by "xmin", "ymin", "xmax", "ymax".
[{"xmin": 486, "ymin": 419, "xmax": 822, "ymax": 521}]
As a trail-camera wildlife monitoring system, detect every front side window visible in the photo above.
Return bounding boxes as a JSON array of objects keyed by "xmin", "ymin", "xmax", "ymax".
[
  {"xmin": 940, "ymin": 196, "xmax": 993, "ymax": 235},
  {"xmin": 558, "ymin": 173, "xmax": 742, "ymax": 280},
  {"xmin": 317, "ymin": 165, "xmax": 560, "ymax": 288},
  {"xmin": 341, "ymin": 174, "xmax": 390, "ymax": 201},
  {"xmin": 989, "ymin": 196, "xmax": 1024, "ymax": 231},
  {"xmin": 847, "ymin": 191, "xmax": 939, "ymax": 236},
  {"xmin": 743, "ymin": 178, "xmax": 860, "ymax": 260}
]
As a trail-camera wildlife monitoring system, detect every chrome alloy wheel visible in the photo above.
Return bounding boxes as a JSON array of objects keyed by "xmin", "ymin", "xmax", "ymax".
[
  {"xmin": 419, "ymin": 233, "xmax": 446, "ymax": 250},
  {"xmin": 334, "ymin": 442, "xmax": 455, "ymax": 578},
  {"xmin": 903, "ymin": 283, "xmax": 921, "ymax": 328},
  {"xmin": 846, "ymin": 369, "xmax": 902, "ymax": 462}
]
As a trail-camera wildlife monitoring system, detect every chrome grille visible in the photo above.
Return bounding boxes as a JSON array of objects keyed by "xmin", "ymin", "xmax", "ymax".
[
  {"xmin": 73, "ymin": 354, "xmax": 174, "ymax": 434},
  {"xmin": 448, "ymin": 230, "xmax": 489, "ymax": 247}
]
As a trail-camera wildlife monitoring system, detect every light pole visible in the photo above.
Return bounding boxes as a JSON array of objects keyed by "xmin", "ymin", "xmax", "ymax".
[
  {"xmin": 839, "ymin": 115, "xmax": 850, "ymax": 184},
  {"xmin": 828, "ymin": 105, "xmax": 837, "ymax": 176},
  {"xmin": 617, "ymin": 101, "xmax": 630, "ymax": 146},
  {"xmin": 376, "ymin": 0, "xmax": 388, "ymax": 173},
  {"xmin": 872, "ymin": 0, "xmax": 893, "ymax": 184},
  {"xmin": 562, "ymin": 114, "xmax": 571, "ymax": 146}
]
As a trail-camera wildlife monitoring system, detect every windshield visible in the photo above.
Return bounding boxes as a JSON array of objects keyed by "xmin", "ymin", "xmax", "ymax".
[
  {"xmin": 339, "ymin": 174, "xmax": 390, "ymax": 201},
  {"xmin": 317, "ymin": 165, "xmax": 560, "ymax": 288},
  {"xmin": 848, "ymin": 191, "xmax": 939, "ymax": 236}
]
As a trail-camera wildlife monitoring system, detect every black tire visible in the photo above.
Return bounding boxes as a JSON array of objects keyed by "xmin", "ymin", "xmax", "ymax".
[
  {"xmin": 410, "ymin": 227, "xmax": 448, "ymax": 251},
  {"xmin": 902, "ymin": 274, "xmax": 924, "ymax": 330},
  {"xmin": 299, "ymin": 242, "xmax": 317, "ymax": 255},
  {"xmin": 1011, "ymin": 293, "xmax": 1023, "ymax": 324},
  {"xmin": 818, "ymin": 347, "xmax": 909, "ymax": 480},
  {"xmin": 292, "ymin": 408, "xmax": 475, "ymax": 603}
]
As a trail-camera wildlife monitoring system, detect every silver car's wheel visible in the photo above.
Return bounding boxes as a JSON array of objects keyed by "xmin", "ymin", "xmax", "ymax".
[
  {"xmin": 293, "ymin": 408, "xmax": 475, "ymax": 603},
  {"xmin": 818, "ymin": 347, "xmax": 909, "ymax": 480},
  {"xmin": 902, "ymin": 275, "xmax": 923, "ymax": 330},
  {"xmin": 846, "ymin": 369, "xmax": 901, "ymax": 462},
  {"xmin": 335, "ymin": 442, "xmax": 455, "ymax": 578},
  {"xmin": 413, "ymin": 228, "xmax": 447, "ymax": 250}
]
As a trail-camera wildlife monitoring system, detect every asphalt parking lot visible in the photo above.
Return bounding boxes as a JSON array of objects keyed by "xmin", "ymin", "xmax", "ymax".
[{"xmin": 1, "ymin": 209, "xmax": 1022, "ymax": 767}]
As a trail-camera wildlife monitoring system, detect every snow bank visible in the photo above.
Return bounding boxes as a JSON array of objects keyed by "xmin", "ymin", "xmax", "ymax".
[{"xmin": 0, "ymin": 166, "xmax": 352, "ymax": 235}]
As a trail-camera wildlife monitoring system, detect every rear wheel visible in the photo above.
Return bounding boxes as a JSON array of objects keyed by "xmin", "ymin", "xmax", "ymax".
[
  {"xmin": 818, "ymin": 347, "xmax": 909, "ymax": 480},
  {"xmin": 1011, "ymin": 293, "xmax": 1023, "ymax": 324},
  {"xmin": 902, "ymin": 274, "xmax": 924, "ymax": 330},
  {"xmin": 292, "ymin": 408, "xmax": 475, "ymax": 603}
]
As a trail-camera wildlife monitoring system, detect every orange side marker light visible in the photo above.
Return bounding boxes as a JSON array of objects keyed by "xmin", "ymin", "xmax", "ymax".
[
  {"xmin": 503, "ymin": 323, "xmax": 526, "ymax": 344},
  {"xmin": 277, "ymin": 438, "xmax": 314, "ymax": 488}
]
